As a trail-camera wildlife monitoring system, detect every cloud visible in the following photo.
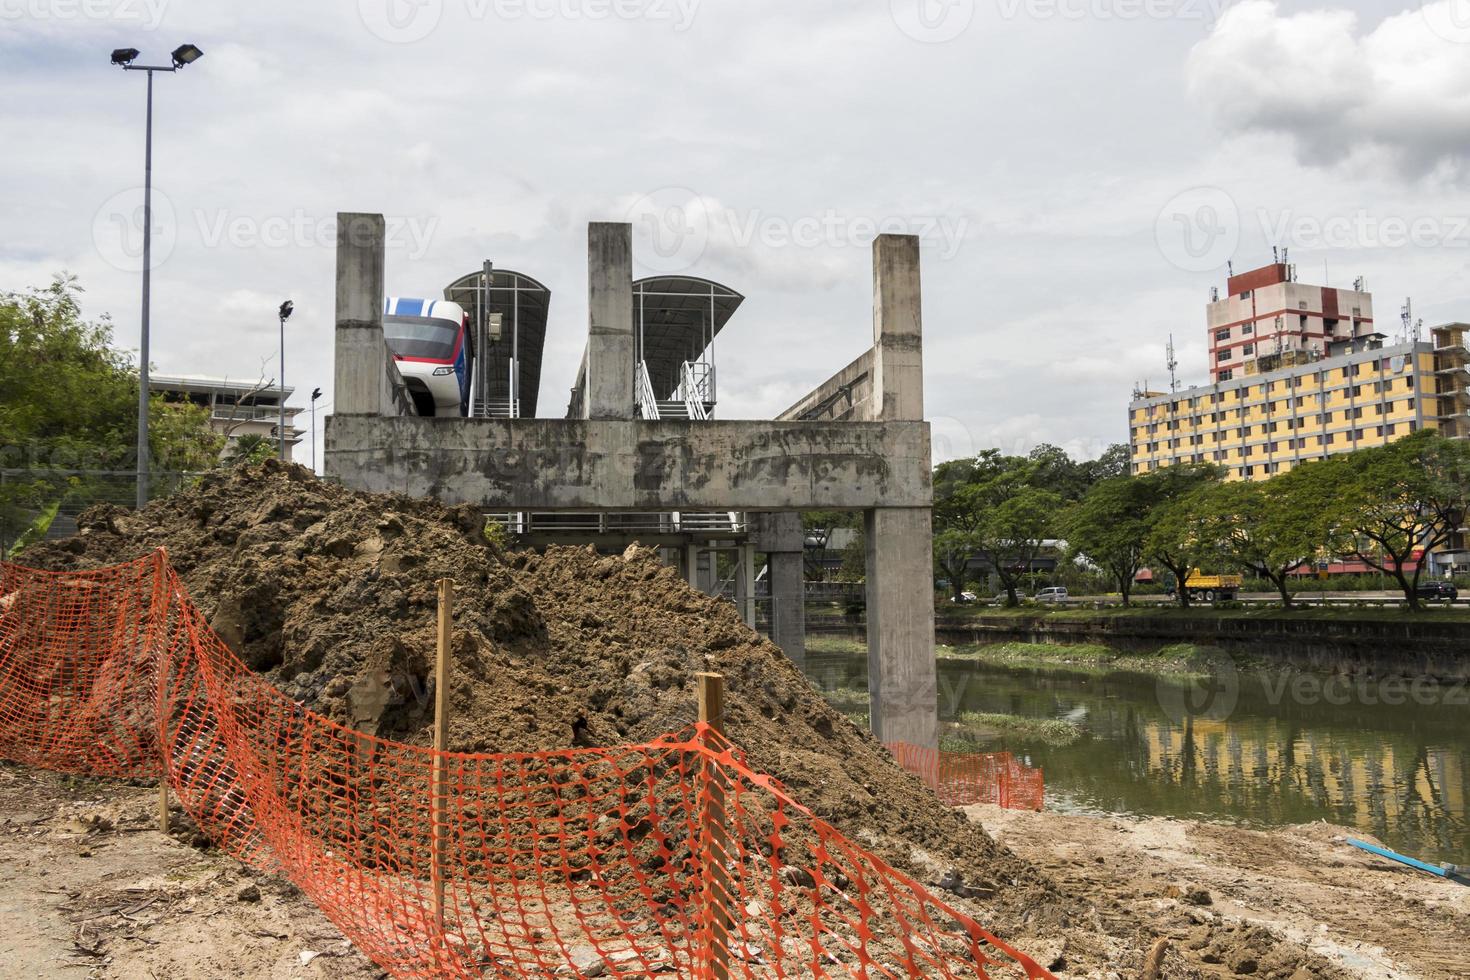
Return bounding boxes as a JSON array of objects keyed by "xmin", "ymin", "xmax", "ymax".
[{"xmin": 1185, "ymin": 1, "xmax": 1470, "ymax": 179}]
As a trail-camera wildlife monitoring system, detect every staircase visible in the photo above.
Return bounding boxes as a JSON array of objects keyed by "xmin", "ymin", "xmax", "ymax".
[
  {"xmin": 656, "ymin": 400, "xmax": 692, "ymax": 420},
  {"xmin": 474, "ymin": 397, "xmax": 516, "ymax": 419}
]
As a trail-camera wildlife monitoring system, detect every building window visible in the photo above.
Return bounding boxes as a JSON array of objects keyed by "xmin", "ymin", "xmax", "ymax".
[
  {"xmin": 1218, "ymin": 349, "xmax": 1233, "ymax": 362},
  {"xmin": 1243, "ymin": 323, "xmax": 1254, "ymax": 334},
  {"xmin": 1243, "ymin": 344, "xmax": 1255, "ymax": 356},
  {"xmin": 1215, "ymin": 329, "xmax": 1230, "ymax": 342},
  {"xmin": 1219, "ymin": 369, "xmax": 1233, "ymax": 381}
]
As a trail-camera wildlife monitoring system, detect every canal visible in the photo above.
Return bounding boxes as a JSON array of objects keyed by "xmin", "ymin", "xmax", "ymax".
[{"xmin": 804, "ymin": 639, "xmax": 1470, "ymax": 867}]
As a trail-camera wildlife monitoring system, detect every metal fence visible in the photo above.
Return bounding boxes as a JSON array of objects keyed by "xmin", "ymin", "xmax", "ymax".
[{"xmin": 0, "ymin": 469, "xmax": 201, "ymax": 556}]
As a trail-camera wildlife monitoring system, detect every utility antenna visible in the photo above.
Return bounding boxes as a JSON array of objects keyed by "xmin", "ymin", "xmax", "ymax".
[
  {"xmin": 1167, "ymin": 335, "xmax": 1179, "ymax": 393},
  {"xmin": 1354, "ymin": 276, "xmax": 1364, "ymax": 293},
  {"xmin": 1402, "ymin": 299, "xmax": 1413, "ymax": 344},
  {"xmin": 1272, "ymin": 246, "xmax": 1279, "ymax": 264},
  {"xmin": 1227, "ymin": 260, "xmax": 1234, "ymax": 278}
]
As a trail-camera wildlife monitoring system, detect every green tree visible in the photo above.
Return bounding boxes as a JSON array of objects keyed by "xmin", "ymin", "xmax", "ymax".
[
  {"xmin": 978, "ymin": 487, "xmax": 1062, "ymax": 606},
  {"xmin": 225, "ymin": 434, "xmax": 277, "ymax": 467},
  {"xmin": 1323, "ymin": 432, "xmax": 1470, "ymax": 611},
  {"xmin": 1192, "ymin": 468, "xmax": 1329, "ymax": 609},
  {"xmin": 1140, "ymin": 465, "xmax": 1222, "ymax": 608},
  {"xmin": 1065, "ymin": 476, "xmax": 1153, "ymax": 606}
]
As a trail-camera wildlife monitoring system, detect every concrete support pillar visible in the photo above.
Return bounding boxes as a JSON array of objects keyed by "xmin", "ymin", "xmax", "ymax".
[
  {"xmin": 684, "ymin": 543, "xmax": 700, "ymax": 590},
  {"xmin": 865, "ymin": 508, "xmax": 937, "ymax": 749},
  {"xmin": 332, "ymin": 213, "xmax": 388, "ymax": 416},
  {"xmin": 871, "ymin": 234, "xmax": 924, "ymax": 423},
  {"xmin": 736, "ymin": 543, "xmax": 757, "ymax": 629},
  {"xmin": 585, "ymin": 222, "xmax": 635, "ymax": 420},
  {"xmin": 754, "ymin": 512, "xmax": 807, "ymax": 668},
  {"xmin": 864, "ymin": 233, "xmax": 937, "ymax": 751}
]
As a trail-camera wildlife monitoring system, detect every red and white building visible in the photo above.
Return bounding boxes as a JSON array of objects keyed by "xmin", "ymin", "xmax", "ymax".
[{"xmin": 1206, "ymin": 263, "xmax": 1377, "ymax": 383}]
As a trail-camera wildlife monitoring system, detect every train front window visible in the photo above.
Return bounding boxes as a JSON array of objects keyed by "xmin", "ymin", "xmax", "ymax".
[{"xmin": 383, "ymin": 315, "xmax": 459, "ymax": 360}]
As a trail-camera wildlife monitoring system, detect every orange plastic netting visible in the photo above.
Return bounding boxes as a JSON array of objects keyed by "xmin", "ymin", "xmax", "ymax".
[
  {"xmin": 0, "ymin": 551, "xmax": 1054, "ymax": 979},
  {"xmin": 885, "ymin": 746, "xmax": 1044, "ymax": 812}
]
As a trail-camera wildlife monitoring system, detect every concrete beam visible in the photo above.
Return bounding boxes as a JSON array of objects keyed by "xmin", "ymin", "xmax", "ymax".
[
  {"xmin": 871, "ymin": 234, "xmax": 924, "ymax": 423},
  {"xmin": 324, "ymin": 416, "xmax": 931, "ymax": 511},
  {"xmin": 585, "ymin": 222, "xmax": 635, "ymax": 420},
  {"xmin": 865, "ymin": 507, "xmax": 938, "ymax": 749},
  {"xmin": 777, "ymin": 349, "xmax": 874, "ymax": 423}
]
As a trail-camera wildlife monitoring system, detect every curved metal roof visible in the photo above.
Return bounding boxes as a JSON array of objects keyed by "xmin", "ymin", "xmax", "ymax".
[
  {"xmin": 633, "ymin": 276, "xmax": 744, "ymax": 399},
  {"xmin": 444, "ymin": 269, "xmax": 551, "ymax": 418}
]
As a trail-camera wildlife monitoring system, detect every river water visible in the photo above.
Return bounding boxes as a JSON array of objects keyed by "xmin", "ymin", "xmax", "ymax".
[{"xmin": 804, "ymin": 644, "xmax": 1470, "ymax": 867}]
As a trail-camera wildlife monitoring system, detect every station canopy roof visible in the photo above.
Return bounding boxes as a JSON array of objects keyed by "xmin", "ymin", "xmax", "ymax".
[
  {"xmin": 444, "ymin": 269, "xmax": 551, "ymax": 418},
  {"xmin": 634, "ymin": 276, "xmax": 744, "ymax": 398}
]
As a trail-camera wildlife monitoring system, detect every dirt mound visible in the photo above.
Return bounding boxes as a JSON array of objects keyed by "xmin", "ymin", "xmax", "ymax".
[{"xmin": 15, "ymin": 460, "xmax": 1347, "ymax": 977}]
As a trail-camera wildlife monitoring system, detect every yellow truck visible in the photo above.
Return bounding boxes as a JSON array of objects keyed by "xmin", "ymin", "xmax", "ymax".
[{"xmin": 1178, "ymin": 568, "xmax": 1242, "ymax": 602}]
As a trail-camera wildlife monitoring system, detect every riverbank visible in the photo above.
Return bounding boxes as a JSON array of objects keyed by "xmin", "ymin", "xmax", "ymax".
[{"xmin": 968, "ymin": 803, "xmax": 1470, "ymax": 979}]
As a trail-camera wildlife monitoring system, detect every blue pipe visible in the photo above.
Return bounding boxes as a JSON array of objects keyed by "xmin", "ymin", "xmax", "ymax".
[{"xmin": 1348, "ymin": 839, "xmax": 1465, "ymax": 882}]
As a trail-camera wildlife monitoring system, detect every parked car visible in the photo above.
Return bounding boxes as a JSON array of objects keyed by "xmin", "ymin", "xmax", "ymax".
[
  {"xmin": 1416, "ymin": 581, "xmax": 1459, "ymax": 602},
  {"xmin": 948, "ymin": 591, "xmax": 979, "ymax": 604},
  {"xmin": 1035, "ymin": 586, "xmax": 1069, "ymax": 603}
]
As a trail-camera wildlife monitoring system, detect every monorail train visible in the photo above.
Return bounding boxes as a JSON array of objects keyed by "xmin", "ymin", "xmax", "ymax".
[{"xmin": 382, "ymin": 297, "xmax": 472, "ymax": 417}]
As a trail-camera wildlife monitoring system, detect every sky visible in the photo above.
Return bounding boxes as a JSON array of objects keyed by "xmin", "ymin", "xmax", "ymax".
[{"xmin": 3, "ymin": 0, "xmax": 1468, "ymax": 468}]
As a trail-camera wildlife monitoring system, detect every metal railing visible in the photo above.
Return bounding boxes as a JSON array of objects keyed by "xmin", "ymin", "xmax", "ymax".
[
  {"xmin": 680, "ymin": 361, "xmax": 711, "ymax": 421},
  {"xmin": 635, "ymin": 360, "xmax": 661, "ymax": 420}
]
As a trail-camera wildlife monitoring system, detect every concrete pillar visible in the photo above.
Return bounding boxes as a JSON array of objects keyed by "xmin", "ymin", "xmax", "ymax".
[
  {"xmin": 865, "ymin": 508, "xmax": 937, "ymax": 749},
  {"xmin": 754, "ymin": 512, "xmax": 807, "ymax": 668},
  {"xmin": 684, "ymin": 543, "xmax": 700, "ymax": 590},
  {"xmin": 585, "ymin": 222, "xmax": 635, "ymax": 420},
  {"xmin": 736, "ymin": 543, "xmax": 757, "ymax": 629},
  {"xmin": 332, "ymin": 213, "xmax": 388, "ymax": 416},
  {"xmin": 864, "ymin": 233, "xmax": 937, "ymax": 751},
  {"xmin": 870, "ymin": 234, "xmax": 924, "ymax": 423}
]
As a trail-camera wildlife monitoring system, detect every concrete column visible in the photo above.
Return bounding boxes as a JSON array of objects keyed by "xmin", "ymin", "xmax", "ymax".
[
  {"xmin": 585, "ymin": 222, "xmax": 635, "ymax": 420},
  {"xmin": 736, "ymin": 543, "xmax": 757, "ymax": 629},
  {"xmin": 754, "ymin": 512, "xmax": 807, "ymax": 668},
  {"xmin": 870, "ymin": 234, "xmax": 924, "ymax": 423},
  {"xmin": 332, "ymin": 213, "xmax": 388, "ymax": 416},
  {"xmin": 684, "ymin": 543, "xmax": 700, "ymax": 590},
  {"xmin": 864, "ymin": 232, "xmax": 937, "ymax": 751},
  {"xmin": 865, "ymin": 508, "xmax": 937, "ymax": 750}
]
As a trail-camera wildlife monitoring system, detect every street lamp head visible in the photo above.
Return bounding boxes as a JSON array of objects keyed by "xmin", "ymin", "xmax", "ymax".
[
  {"xmin": 311, "ymin": 387, "xmax": 322, "ymax": 402},
  {"xmin": 279, "ymin": 300, "xmax": 294, "ymax": 321},
  {"xmin": 111, "ymin": 48, "xmax": 140, "ymax": 67},
  {"xmin": 170, "ymin": 43, "xmax": 204, "ymax": 68}
]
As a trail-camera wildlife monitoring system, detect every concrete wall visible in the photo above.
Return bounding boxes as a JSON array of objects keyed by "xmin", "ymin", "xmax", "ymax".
[
  {"xmin": 777, "ymin": 349, "xmax": 874, "ymax": 423},
  {"xmin": 325, "ymin": 415, "xmax": 930, "ymax": 511}
]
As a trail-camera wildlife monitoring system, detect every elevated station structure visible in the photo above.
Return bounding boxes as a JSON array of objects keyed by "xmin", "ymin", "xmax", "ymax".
[
  {"xmin": 443, "ymin": 267, "xmax": 551, "ymax": 420},
  {"xmin": 326, "ymin": 215, "xmax": 938, "ymax": 750}
]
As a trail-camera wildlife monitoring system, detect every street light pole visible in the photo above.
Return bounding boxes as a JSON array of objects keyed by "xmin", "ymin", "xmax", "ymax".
[
  {"xmin": 310, "ymin": 387, "xmax": 322, "ymax": 472},
  {"xmin": 112, "ymin": 44, "xmax": 204, "ymax": 510},
  {"xmin": 278, "ymin": 300, "xmax": 294, "ymax": 459}
]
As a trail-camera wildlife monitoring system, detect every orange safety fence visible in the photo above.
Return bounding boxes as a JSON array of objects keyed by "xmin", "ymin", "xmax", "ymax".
[
  {"xmin": 885, "ymin": 746, "xmax": 1045, "ymax": 812},
  {"xmin": 0, "ymin": 551, "xmax": 1056, "ymax": 979}
]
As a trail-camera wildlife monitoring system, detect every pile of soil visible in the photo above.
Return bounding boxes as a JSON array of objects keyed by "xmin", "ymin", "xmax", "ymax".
[{"xmin": 15, "ymin": 460, "xmax": 1348, "ymax": 978}]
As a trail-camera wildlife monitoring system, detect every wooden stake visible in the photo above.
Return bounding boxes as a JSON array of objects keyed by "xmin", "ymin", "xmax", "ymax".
[
  {"xmin": 431, "ymin": 578, "xmax": 453, "ymax": 930},
  {"xmin": 158, "ymin": 780, "xmax": 169, "ymax": 834},
  {"xmin": 696, "ymin": 672, "xmax": 731, "ymax": 980}
]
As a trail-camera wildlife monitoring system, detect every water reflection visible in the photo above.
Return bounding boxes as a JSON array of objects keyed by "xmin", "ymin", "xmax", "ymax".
[{"xmin": 804, "ymin": 650, "xmax": 1470, "ymax": 865}]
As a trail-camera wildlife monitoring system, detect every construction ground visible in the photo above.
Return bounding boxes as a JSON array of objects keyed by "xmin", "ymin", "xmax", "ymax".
[{"xmin": 3, "ymin": 462, "xmax": 1468, "ymax": 978}]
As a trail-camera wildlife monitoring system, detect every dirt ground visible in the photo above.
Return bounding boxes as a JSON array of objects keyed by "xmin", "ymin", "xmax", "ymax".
[
  {"xmin": 0, "ymin": 762, "xmax": 382, "ymax": 979},
  {"xmin": 969, "ymin": 803, "xmax": 1470, "ymax": 979}
]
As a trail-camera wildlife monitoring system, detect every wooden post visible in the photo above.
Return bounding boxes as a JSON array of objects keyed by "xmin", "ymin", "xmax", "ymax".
[
  {"xmin": 158, "ymin": 781, "xmax": 169, "ymax": 834},
  {"xmin": 431, "ymin": 578, "xmax": 453, "ymax": 930},
  {"xmin": 696, "ymin": 672, "xmax": 731, "ymax": 980}
]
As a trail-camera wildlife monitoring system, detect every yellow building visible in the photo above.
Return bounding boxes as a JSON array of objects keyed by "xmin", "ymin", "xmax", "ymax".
[{"xmin": 1129, "ymin": 324, "xmax": 1470, "ymax": 481}]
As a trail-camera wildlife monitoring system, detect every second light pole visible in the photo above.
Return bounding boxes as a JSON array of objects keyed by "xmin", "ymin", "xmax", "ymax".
[{"xmin": 278, "ymin": 299, "xmax": 293, "ymax": 459}]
